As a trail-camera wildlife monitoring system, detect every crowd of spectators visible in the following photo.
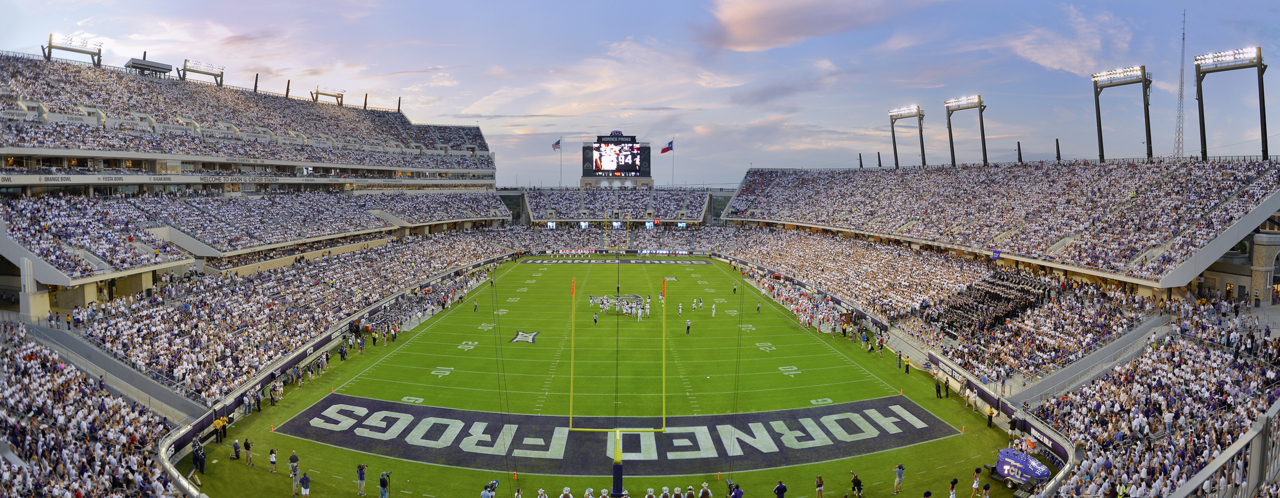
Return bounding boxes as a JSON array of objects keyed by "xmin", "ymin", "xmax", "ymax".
[
  {"xmin": 1059, "ymin": 161, "xmax": 1279, "ymax": 276},
  {"xmin": 1035, "ymin": 294, "xmax": 1279, "ymax": 498},
  {"xmin": 925, "ymin": 271, "xmax": 1053, "ymax": 338},
  {"xmin": 489, "ymin": 224, "xmax": 1164, "ymax": 388},
  {"xmin": 365, "ymin": 268, "xmax": 493, "ymax": 333},
  {"xmin": 525, "ymin": 188, "xmax": 709, "ymax": 220},
  {"xmin": 711, "ymin": 228, "xmax": 993, "ymax": 321},
  {"xmin": 204, "ymin": 231, "xmax": 391, "ymax": 270},
  {"xmin": 1, "ymin": 190, "xmax": 508, "ymax": 275},
  {"xmin": 128, "ymin": 190, "xmax": 395, "ymax": 252},
  {"xmin": 353, "ymin": 192, "xmax": 509, "ymax": 224},
  {"xmin": 1, "ymin": 322, "xmax": 176, "ymax": 496},
  {"xmin": 0, "ymin": 53, "xmax": 492, "ymax": 169},
  {"xmin": 941, "ymin": 280, "xmax": 1149, "ymax": 382},
  {"xmin": 75, "ymin": 231, "xmax": 508, "ymax": 405},
  {"xmin": 0, "ymin": 120, "xmax": 496, "ymax": 171},
  {"xmin": 2, "ymin": 193, "xmax": 188, "ymax": 277},
  {"xmin": 745, "ymin": 269, "xmax": 844, "ymax": 329},
  {"xmin": 725, "ymin": 161, "xmax": 1280, "ymax": 280}
]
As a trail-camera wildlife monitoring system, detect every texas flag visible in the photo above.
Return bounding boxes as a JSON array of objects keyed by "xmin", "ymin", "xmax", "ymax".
[{"xmin": 661, "ymin": 140, "xmax": 673, "ymax": 154}]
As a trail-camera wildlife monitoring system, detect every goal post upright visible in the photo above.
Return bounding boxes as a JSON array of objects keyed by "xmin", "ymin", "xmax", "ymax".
[
  {"xmin": 569, "ymin": 277, "xmax": 576, "ymax": 429},
  {"xmin": 567, "ymin": 275, "xmax": 667, "ymax": 497}
]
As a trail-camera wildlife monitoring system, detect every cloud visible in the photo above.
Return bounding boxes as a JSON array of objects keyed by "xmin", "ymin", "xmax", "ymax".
[
  {"xmin": 219, "ymin": 32, "xmax": 277, "ymax": 48},
  {"xmin": 485, "ymin": 64, "xmax": 512, "ymax": 79},
  {"xmin": 729, "ymin": 58, "xmax": 842, "ymax": 106},
  {"xmin": 459, "ymin": 87, "xmax": 541, "ymax": 116},
  {"xmin": 467, "ymin": 39, "xmax": 743, "ymax": 119},
  {"xmin": 875, "ymin": 32, "xmax": 926, "ymax": 52},
  {"xmin": 729, "ymin": 79, "xmax": 824, "ymax": 106},
  {"xmin": 698, "ymin": 0, "xmax": 943, "ymax": 52},
  {"xmin": 381, "ymin": 66, "xmax": 449, "ymax": 76},
  {"xmin": 404, "ymin": 73, "xmax": 458, "ymax": 90},
  {"xmin": 976, "ymin": 6, "xmax": 1133, "ymax": 78},
  {"xmin": 443, "ymin": 113, "xmax": 570, "ymax": 120}
]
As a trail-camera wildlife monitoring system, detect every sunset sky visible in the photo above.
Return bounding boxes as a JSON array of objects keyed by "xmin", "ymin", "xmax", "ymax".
[{"xmin": 1, "ymin": 0, "xmax": 1276, "ymax": 186}]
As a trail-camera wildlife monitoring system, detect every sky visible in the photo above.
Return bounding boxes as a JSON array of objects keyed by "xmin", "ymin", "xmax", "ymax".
[{"xmin": 1, "ymin": 0, "xmax": 1277, "ymax": 188}]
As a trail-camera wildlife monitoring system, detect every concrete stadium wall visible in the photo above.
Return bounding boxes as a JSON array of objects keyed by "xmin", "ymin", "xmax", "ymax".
[{"xmin": 209, "ymin": 237, "xmax": 393, "ymax": 277}]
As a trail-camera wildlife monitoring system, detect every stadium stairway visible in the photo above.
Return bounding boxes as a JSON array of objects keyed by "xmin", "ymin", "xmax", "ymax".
[
  {"xmin": 884, "ymin": 314, "xmax": 1169, "ymax": 406},
  {"xmin": 367, "ymin": 209, "xmax": 412, "ymax": 227},
  {"xmin": 68, "ymin": 245, "xmax": 113, "ymax": 273},
  {"xmin": 1156, "ymin": 185, "xmax": 1280, "ymax": 287},
  {"xmin": 0, "ymin": 221, "xmax": 80, "ymax": 287},
  {"xmin": 1006, "ymin": 315, "xmax": 1169, "ymax": 408},
  {"xmin": 144, "ymin": 225, "xmax": 224, "ymax": 258},
  {"xmin": 1133, "ymin": 164, "xmax": 1280, "ymax": 271},
  {"xmin": 22, "ymin": 322, "xmax": 207, "ymax": 424}
]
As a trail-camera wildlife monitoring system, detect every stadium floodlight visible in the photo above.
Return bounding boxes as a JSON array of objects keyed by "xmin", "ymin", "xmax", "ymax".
[
  {"xmin": 178, "ymin": 59, "xmax": 225, "ymax": 87},
  {"xmin": 1195, "ymin": 47, "xmax": 1267, "ymax": 160},
  {"xmin": 888, "ymin": 105, "xmax": 926, "ymax": 168},
  {"xmin": 312, "ymin": 85, "xmax": 346, "ymax": 107},
  {"xmin": 944, "ymin": 95, "xmax": 987, "ymax": 166},
  {"xmin": 1091, "ymin": 65, "xmax": 1153, "ymax": 163},
  {"xmin": 41, "ymin": 34, "xmax": 102, "ymax": 67}
]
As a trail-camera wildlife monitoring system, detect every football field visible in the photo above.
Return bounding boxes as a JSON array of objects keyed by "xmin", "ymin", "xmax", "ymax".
[
  {"xmin": 337, "ymin": 255, "xmax": 898, "ymax": 417},
  {"xmin": 197, "ymin": 256, "xmax": 1027, "ymax": 497}
]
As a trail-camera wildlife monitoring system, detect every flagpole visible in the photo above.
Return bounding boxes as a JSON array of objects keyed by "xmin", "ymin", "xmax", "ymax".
[
  {"xmin": 558, "ymin": 136, "xmax": 563, "ymax": 187},
  {"xmin": 670, "ymin": 137, "xmax": 675, "ymax": 187}
]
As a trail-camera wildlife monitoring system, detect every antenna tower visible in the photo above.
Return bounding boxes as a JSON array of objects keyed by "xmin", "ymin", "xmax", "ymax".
[{"xmin": 1174, "ymin": 10, "xmax": 1186, "ymax": 159}]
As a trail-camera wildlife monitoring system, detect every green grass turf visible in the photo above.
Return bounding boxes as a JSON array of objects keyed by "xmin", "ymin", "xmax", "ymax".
[{"xmin": 195, "ymin": 256, "xmax": 1022, "ymax": 498}]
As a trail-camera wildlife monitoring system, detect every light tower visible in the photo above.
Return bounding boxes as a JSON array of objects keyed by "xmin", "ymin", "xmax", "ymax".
[
  {"xmin": 1174, "ymin": 10, "xmax": 1186, "ymax": 160},
  {"xmin": 41, "ymin": 34, "xmax": 102, "ymax": 66},
  {"xmin": 312, "ymin": 86, "xmax": 347, "ymax": 107},
  {"xmin": 1091, "ymin": 66, "xmax": 1154, "ymax": 163},
  {"xmin": 889, "ymin": 106, "xmax": 925, "ymax": 168},
  {"xmin": 944, "ymin": 95, "xmax": 987, "ymax": 166},
  {"xmin": 1195, "ymin": 47, "xmax": 1268, "ymax": 160},
  {"xmin": 178, "ymin": 60, "xmax": 225, "ymax": 87}
]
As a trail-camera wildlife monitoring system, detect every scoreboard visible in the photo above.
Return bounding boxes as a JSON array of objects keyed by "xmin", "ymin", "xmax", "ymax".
[{"xmin": 582, "ymin": 131, "xmax": 651, "ymax": 178}]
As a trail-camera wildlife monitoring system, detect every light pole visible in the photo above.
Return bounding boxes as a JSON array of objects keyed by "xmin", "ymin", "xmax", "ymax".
[
  {"xmin": 944, "ymin": 95, "xmax": 987, "ymax": 166},
  {"xmin": 889, "ymin": 106, "xmax": 925, "ymax": 168},
  {"xmin": 1195, "ymin": 47, "xmax": 1268, "ymax": 160},
  {"xmin": 1091, "ymin": 66, "xmax": 1153, "ymax": 163}
]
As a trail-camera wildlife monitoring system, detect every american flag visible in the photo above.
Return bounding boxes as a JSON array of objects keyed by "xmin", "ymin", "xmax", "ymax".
[{"xmin": 552, "ymin": 139, "xmax": 561, "ymax": 151}]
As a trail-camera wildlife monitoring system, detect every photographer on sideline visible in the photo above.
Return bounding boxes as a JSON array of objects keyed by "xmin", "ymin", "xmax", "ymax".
[{"xmin": 380, "ymin": 471, "xmax": 392, "ymax": 498}]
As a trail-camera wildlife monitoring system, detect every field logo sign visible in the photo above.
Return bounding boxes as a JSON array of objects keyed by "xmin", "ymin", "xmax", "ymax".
[{"xmin": 278, "ymin": 393, "xmax": 957, "ymax": 476}]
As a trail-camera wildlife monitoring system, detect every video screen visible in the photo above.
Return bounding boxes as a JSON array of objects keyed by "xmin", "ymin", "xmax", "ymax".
[{"xmin": 593, "ymin": 144, "xmax": 641, "ymax": 172}]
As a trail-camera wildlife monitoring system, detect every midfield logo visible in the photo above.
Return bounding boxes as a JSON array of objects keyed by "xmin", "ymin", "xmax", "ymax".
[{"xmin": 510, "ymin": 331, "xmax": 540, "ymax": 343}]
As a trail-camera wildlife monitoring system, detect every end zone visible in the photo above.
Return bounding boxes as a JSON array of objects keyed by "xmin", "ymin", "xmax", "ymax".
[{"xmin": 276, "ymin": 393, "xmax": 957, "ymax": 476}]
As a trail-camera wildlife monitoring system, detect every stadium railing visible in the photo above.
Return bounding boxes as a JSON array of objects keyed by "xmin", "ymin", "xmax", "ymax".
[
  {"xmin": 1168, "ymin": 396, "xmax": 1280, "ymax": 498},
  {"xmin": 0, "ymin": 309, "xmax": 196, "ymax": 427},
  {"xmin": 1023, "ymin": 319, "xmax": 1166, "ymax": 407},
  {"xmin": 929, "ymin": 353, "xmax": 1076, "ymax": 497},
  {"xmin": 153, "ymin": 251, "xmax": 519, "ymax": 498}
]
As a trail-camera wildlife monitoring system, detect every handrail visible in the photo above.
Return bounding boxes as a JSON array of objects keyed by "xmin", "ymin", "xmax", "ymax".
[
  {"xmin": 929, "ymin": 353, "xmax": 1077, "ymax": 498},
  {"xmin": 8, "ymin": 314, "xmax": 195, "ymax": 426}
]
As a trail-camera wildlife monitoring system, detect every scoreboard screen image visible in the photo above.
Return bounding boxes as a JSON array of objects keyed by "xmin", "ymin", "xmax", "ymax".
[
  {"xmin": 593, "ymin": 143, "xmax": 641, "ymax": 172},
  {"xmin": 582, "ymin": 134, "xmax": 650, "ymax": 177}
]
